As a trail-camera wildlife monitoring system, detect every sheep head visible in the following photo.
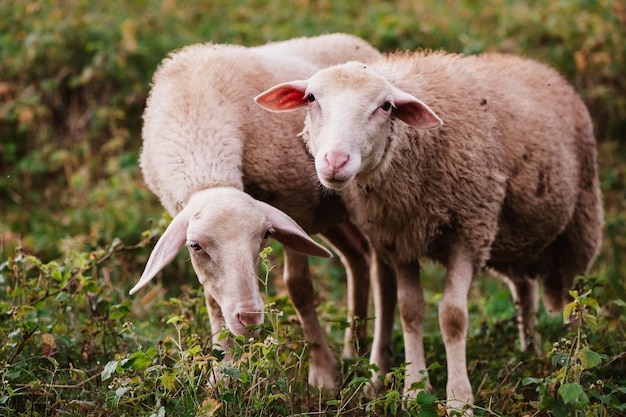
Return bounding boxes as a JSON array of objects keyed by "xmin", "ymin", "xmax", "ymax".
[
  {"xmin": 255, "ymin": 61, "xmax": 442, "ymax": 190},
  {"xmin": 130, "ymin": 187, "xmax": 332, "ymax": 337}
]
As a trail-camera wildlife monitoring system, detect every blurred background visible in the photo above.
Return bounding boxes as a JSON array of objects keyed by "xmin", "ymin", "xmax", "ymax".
[
  {"xmin": 0, "ymin": 1, "xmax": 624, "ymax": 416},
  {"xmin": 1, "ymin": 0, "xmax": 625, "ymax": 261}
]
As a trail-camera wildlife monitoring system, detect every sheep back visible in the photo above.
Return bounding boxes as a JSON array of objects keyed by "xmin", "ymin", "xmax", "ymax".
[
  {"xmin": 140, "ymin": 44, "xmax": 316, "ymax": 215},
  {"xmin": 257, "ymin": 33, "xmax": 382, "ymax": 69}
]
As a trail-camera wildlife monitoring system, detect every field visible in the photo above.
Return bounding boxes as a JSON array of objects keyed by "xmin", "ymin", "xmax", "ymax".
[{"xmin": 1, "ymin": 0, "xmax": 625, "ymax": 415}]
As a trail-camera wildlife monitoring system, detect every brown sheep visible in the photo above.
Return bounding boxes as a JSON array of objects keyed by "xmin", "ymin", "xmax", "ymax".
[{"xmin": 255, "ymin": 50, "xmax": 604, "ymax": 413}]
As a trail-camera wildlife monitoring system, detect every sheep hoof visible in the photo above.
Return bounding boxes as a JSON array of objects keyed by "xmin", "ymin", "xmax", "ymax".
[
  {"xmin": 308, "ymin": 367, "xmax": 339, "ymax": 390},
  {"xmin": 363, "ymin": 379, "xmax": 385, "ymax": 399},
  {"xmin": 445, "ymin": 399, "xmax": 474, "ymax": 416},
  {"xmin": 445, "ymin": 383, "xmax": 474, "ymax": 416}
]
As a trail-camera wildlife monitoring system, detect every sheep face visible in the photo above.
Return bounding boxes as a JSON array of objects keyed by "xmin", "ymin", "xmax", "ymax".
[
  {"xmin": 185, "ymin": 193, "xmax": 269, "ymax": 337},
  {"xmin": 255, "ymin": 62, "xmax": 443, "ymax": 190},
  {"xmin": 130, "ymin": 187, "xmax": 331, "ymax": 338}
]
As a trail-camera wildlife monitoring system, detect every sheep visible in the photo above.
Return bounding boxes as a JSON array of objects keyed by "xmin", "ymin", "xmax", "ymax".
[
  {"xmin": 254, "ymin": 50, "xmax": 604, "ymax": 412},
  {"xmin": 128, "ymin": 33, "xmax": 387, "ymax": 389}
]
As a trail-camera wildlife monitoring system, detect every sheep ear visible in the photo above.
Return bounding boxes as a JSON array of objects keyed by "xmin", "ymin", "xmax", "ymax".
[
  {"xmin": 129, "ymin": 210, "xmax": 189, "ymax": 295},
  {"xmin": 256, "ymin": 200, "xmax": 333, "ymax": 258},
  {"xmin": 254, "ymin": 80, "xmax": 309, "ymax": 112},
  {"xmin": 392, "ymin": 87, "xmax": 443, "ymax": 130}
]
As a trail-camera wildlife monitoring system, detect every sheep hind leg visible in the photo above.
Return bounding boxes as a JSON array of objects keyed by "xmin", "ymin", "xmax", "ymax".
[
  {"xmin": 440, "ymin": 243, "xmax": 474, "ymax": 415},
  {"xmin": 503, "ymin": 274, "xmax": 540, "ymax": 354},
  {"xmin": 283, "ymin": 247, "xmax": 339, "ymax": 389},
  {"xmin": 319, "ymin": 222, "xmax": 372, "ymax": 358}
]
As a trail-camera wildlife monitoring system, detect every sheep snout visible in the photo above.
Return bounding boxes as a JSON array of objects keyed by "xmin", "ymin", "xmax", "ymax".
[
  {"xmin": 325, "ymin": 150, "xmax": 350, "ymax": 172},
  {"xmin": 237, "ymin": 310, "xmax": 264, "ymax": 328},
  {"xmin": 316, "ymin": 150, "xmax": 358, "ymax": 190},
  {"xmin": 226, "ymin": 302, "xmax": 264, "ymax": 337}
]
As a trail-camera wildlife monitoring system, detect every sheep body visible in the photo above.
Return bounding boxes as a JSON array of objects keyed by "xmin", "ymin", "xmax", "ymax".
[
  {"xmin": 133, "ymin": 34, "xmax": 384, "ymax": 389},
  {"xmin": 255, "ymin": 50, "xmax": 603, "ymax": 412},
  {"xmin": 336, "ymin": 53, "xmax": 602, "ymax": 304}
]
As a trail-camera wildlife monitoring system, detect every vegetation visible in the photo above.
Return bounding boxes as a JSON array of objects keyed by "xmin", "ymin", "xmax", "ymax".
[{"xmin": 1, "ymin": 0, "xmax": 624, "ymax": 415}]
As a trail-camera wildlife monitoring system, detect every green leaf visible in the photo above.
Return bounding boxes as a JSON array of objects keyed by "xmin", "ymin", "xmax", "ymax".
[
  {"xmin": 612, "ymin": 299, "xmax": 626, "ymax": 307},
  {"xmin": 568, "ymin": 289, "xmax": 580, "ymax": 299},
  {"xmin": 562, "ymin": 300, "xmax": 577, "ymax": 324},
  {"xmin": 582, "ymin": 296, "xmax": 601, "ymax": 315},
  {"xmin": 558, "ymin": 383, "xmax": 589, "ymax": 405},
  {"xmin": 550, "ymin": 353, "xmax": 571, "ymax": 368},
  {"xmin": 124, "ymin": 348, "xmax": 157, "ymax": 371},
  {"xmin": 101, "ymin": 360, "xmax": 118, "ymax": 380},
  {"xmin": 222, "ymin": 367, "xmax": 242, "ymax": 381},
  {"xmin": 187, "ymin": 344, "xmax": 202, "ymax": 355},
  {"xmin": 267, "ymin": 392, "xmax": 286, "ymax": 403},
  {"xmin": 522, "ymin": 377, "xmax": 544, "ymax": 386},
  {"xmin": 131, "ymin": 356, "xmax": 153, "ymax": 370},
  {"xmin": 579, "ymin": 348, "xmax": 603, "ymax": 369},
  {"xmin": 159, "ymin": 372, "xmax": 177, "ymax": 391},
  {"xmin": 109, "ymin": 302, "xmax": 131, "ymax": 320},
  {"xmin": 166, "ymin": 315, "xmax": 185, "ymax": 324},
  {"xmin": 584, "ymin": 314, "xmax": 599, "ymax": 333}
]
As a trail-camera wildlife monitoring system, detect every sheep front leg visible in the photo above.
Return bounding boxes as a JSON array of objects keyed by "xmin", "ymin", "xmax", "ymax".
[
  {"xmin": 368, "ymin": 251, "xmax": 396, "ymax": 392},
  {"xmin": 394, "ymin": 261, "xmax": 430, "ymax": 396},
  {"xmin": 440, "ymin": 244, "xmax": 474, "ymax": 414},
  {"xmin": 204, "ymin": 286, "xmax": 234, "ymax": 386},
  {"xmin": 320, "ymin": 222, "xmax": 372, "ymax": 358},
  {"xmin": 283, "ymin": 247, "xmax": 339, "ymax": 389},
  {"xmin": 204, "ymin": 286, "xmax": 231, "ymax": 352}
]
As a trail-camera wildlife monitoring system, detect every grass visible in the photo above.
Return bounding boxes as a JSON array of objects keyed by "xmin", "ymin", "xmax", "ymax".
[{"xmin": 1, "ymin": 0, "xmax": 625, "ymax": 415}]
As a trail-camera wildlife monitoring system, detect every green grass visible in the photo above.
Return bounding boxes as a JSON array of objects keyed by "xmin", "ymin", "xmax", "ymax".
[{"xmin": 1, "ymin": 0, "xmax": 625, "ymax": 415}]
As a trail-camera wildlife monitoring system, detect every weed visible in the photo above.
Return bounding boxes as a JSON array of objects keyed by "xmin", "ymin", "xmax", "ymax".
[{"xmin": 522, "ymin": 276, "xmax": 626, "ymax": 416}]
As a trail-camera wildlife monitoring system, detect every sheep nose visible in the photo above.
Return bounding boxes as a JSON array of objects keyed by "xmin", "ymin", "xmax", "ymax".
[
  {"xmin": 237, "ymin": 311, "xmax": 263, "ymax": 328},
  {"xmin": 325, "ymin": 151, "xmax": 349, "ymax": 172}
]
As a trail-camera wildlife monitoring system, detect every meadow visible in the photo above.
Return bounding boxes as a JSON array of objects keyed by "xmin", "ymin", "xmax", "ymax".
[{"xmin": 1, "ymin": 0, "xmax": 625, "ymax": 415}]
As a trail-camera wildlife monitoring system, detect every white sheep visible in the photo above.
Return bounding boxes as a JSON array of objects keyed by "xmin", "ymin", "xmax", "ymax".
[
  {"xmin": 129, "ymin": 34, "xmax": 385, "ymax": 389},
  {"xmin": 255, "ymin": 50, "xmax": 604, "ymax": 412}
]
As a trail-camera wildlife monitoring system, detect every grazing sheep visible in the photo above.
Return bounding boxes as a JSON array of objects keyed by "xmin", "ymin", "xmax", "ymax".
[
  {"xmin": 129, "ymin": 34, "xmax": 386, "ymax": 389},
  {"xmin": 255, "ymin": 50, "xmax": 604, "ymax": 411}
]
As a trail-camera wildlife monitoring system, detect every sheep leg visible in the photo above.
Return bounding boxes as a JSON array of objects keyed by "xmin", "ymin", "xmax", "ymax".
[
  {"xmin": 204, "ymin": 285, "xmax": 231, "ymax": 351},
  {"xmin": 283, "ymin": 247, "xmax": 339, "ymax": 389},
  {"xmin": 503, "ymin": 274, "xmax": 539, "ymax": 354},
  {"xmin": 440, "ymin": 243, "xmax": 474, "ymax": 413},
  {"xmin": 394, "ymin": 260, "xmax": 430, "ymax": 395},
  {"xmin": 320, "ymin": 222, "xmax": 372, "ymax": 358},
  {"xmin": 204, "ymin": 286, "xmax": 233, "ymax": 386},
  {"xmin": 368, "ymin": 251, "xmax": 396, "ymax": 391}
]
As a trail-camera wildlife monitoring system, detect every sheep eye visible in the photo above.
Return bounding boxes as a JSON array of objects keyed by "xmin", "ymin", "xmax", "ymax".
[
  {"xmin": 306, "ymin": 93, "xmax": 316, "ymax": 103},
  {"xmin": 381, "ymin": 101, "xmax": 392, "ymax": 111},
  {"xmin": 263, "ymin": 230, "xmax": 271, "ymax": 240},
  {"xmin": 188, "ymin": 241, "xmax": 203, "ymax": 252}
]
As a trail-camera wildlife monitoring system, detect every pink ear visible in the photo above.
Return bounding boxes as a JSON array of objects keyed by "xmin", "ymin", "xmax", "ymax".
[
  {"xmin": 256, "ymin": 200, "xmax": 333, "ymax": 258},
  {"xmin": 129, "ymin": 210, "xmax": 189, "ymax": 295},
  {"xmin": 254, "ymin": 80, "xmax": 309, "ymax": 112},
  {"xmin": 392, "ymin": 87, "xmax": 443, "ymax": 130}
]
